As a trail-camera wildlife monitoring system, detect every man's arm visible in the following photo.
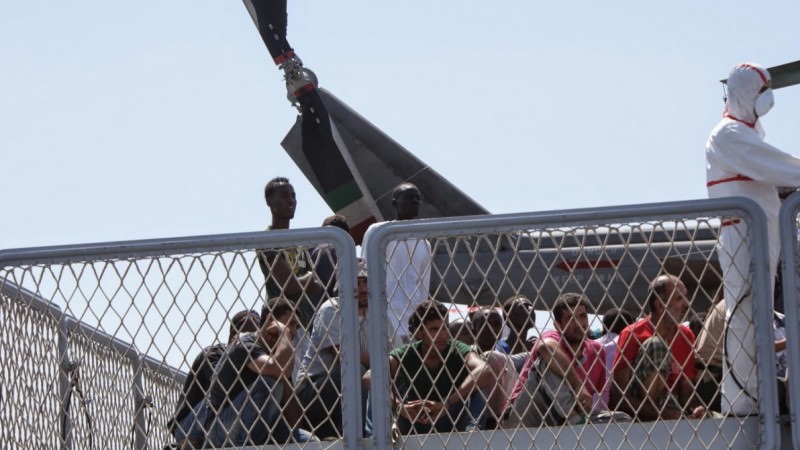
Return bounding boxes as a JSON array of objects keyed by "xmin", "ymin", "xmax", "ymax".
[
  {"xmin": 420, "ymin": 351, "xmax": 492, "ymax": 424},
  {"xmin": 246, "ymin": 322, "xmax": 295, "ymax": 378},
  {"xmin": 536, "ymin": 337, "xmax": 593, "ymax": 412},
  {"xmin": 612, "ymin": 361, "xmax": 681, "ymax": 420},
  {"xmin": 261, "ymin": 251, "xmax": 322, "ymax": 297}
]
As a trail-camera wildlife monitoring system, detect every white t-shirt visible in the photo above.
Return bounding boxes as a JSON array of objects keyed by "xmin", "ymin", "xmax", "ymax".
[{"xmin": 362, "ymin": 222, "xmax": 432, "ymax": 346}]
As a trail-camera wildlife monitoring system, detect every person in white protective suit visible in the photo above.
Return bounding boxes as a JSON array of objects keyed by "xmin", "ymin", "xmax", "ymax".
[{"xmin": 706, "ymin": 62, "xmax": 800, "ymax": 415}]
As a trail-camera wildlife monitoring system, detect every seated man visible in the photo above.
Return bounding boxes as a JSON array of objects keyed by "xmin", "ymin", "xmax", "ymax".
[
  {"xmin": 499, "ymin": 295, "xmax": 537, "ymax": 373},
  {"xmin": 593, "ymin": 307, "xmax": 635, "ymax": 408},
  {"xmin": 695, "ymin": 296, "xmax": 725, "ymax": 412},
  {"xmin": 611, "ymin": 274, "xmax": 706, "ymax": 421},
  {"xmin": 505, "ymin": 293, "xmax": 609, "ymax": 427},
  {"xmin": 470, "ymin": 306, "xmax": 519, "ymax": 428},
  {"xmin": 365, "ymin": 300, "xmax": 492, "ymax": 434},
  {"xmin": 296, "ymin": 258, "xmax": 371, "ymax": 439},
  {"xmin": 168, "ymin": 309, "xmax": 260, "ymax": 448},
  {"xmin": 204, "ymin": 297, "xmax": 305, "ymax": 447}
]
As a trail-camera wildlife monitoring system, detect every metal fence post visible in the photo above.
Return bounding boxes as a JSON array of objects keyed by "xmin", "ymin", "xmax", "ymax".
[
  {"xmin": 58, "ymin": 317, "xmax": 72, "ymax": 450},
  {"xmin": 779, "ymin": 192, "xmax": 800, "ymax": 450}
]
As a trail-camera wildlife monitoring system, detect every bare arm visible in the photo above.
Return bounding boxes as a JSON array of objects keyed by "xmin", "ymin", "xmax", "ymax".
[
  {"xmin": 262, "ymin": 252, "xmax": 322, "ymax": 296},
  {"xmin": 612, "ymin": 359, "xmax": 681, "ymax": 421},
  {"xmin": 246, "ymin": 322, "xmax": 295, "ymax": 378},
  {"xmin": 443, "ymin": 351, "xmax": 491, "ymax": 406},
  {"xmin": 536, "ymin": 337, "xmax": 593, "ymax": 413}
]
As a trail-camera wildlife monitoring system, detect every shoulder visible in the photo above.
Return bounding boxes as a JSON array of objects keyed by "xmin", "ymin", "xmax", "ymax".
[
  {"xmin": 389, "ymin": 341, "xmax": 416, "ymax": 360},
  {"xmin": 619, "ymin": 319, "xmax": 650, "ymax": 345},
  {"xmin": 319, "ymin": 298, "xmax": 340, "ymax": 311},
  {"xmin": 584, "ymin": 338, "xmax": 603, "ymax": 352},
  {"xmin": 677, "ymin": 324, "xmax": 695, "ymax": 342},
  {"xmin": 450, "ymin": 339, "xmax": 473, "ymax": 355},
  {"xmin": 708, "ymin": 119, "xmax": 761, "ymax": 149}
]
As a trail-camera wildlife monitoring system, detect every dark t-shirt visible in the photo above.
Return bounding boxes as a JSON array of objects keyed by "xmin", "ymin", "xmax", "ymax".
[
  {"xmin": 256, "ymin": 240, "xmax": 315, "ymax": 327},
  {"xmin": 206, "ymin": 333, "xmax": 267, "ymax": 420},
  {"xmin": 389, "ymin": 339, "xmax": 473, "ymax": 403},
  {"xmin": 169, "ymin": 343, "xmax": 226, "ymax": 431}
]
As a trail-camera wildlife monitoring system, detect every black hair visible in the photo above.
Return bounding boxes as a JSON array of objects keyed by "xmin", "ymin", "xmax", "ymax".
[
  {"xmin": 552, "ymin": 293, "xmax": 590, "ymax": 325},
  {"xmin": 228, "ymin": 309, "xmax": 260, "ymax": 340},
  {"xmin": 322, "ymin": 214, "xmax": 350, "ymax": 232},
  {"xmin": 502, "ymin": 294, "xmax": 530, "ymax": 314},
  {"xmin": 264, "ymin": 177, "xmax": 290, "ymax": 202},
  {"xmin": 260, "ymin": 296, "xmax": 294, "ymax": 326},
  {"xmin": 601, "ymin": 307, "xmax": 634, "ymax": 335},
  {"xmin": 392, "ymin": 182, "xmax": 418, "ymax": 201},
  {"xmin": 407, "ymin": 300, "xmax": 448, "ymax": 334}
]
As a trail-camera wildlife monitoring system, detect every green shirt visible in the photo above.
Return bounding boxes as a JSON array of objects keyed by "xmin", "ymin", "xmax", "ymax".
[{"xmin": 389, "ymin": 339, "xmax": 473, "ymax": 403}]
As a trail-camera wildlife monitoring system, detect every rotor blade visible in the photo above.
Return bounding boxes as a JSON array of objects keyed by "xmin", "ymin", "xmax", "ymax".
[
  {"xmin": 768, "ymin": 60, "xmax": 800, "ymax": 90},
  {"xmin": 719, "ymin": 60, "xmax": 800, "ymax": 89},
  {"xmin": 282, "ymin": 89, "xmax": 490, "ymax": 239},
  {"xmin": 242, "ymin": 0, "xmax": 295, "ymax": 64}
]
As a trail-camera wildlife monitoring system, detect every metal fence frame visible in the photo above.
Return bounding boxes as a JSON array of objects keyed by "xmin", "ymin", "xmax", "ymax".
[
  {"xmin": 778, "ymin": 192, "xmax": 800, "ymax": 450},
  {"xmin": 363, "ymin": 197, "xmax": 780, "ymax": 450},
  {"xmin": 0, "ymin": 227, "xmax": 359, "ymax": 450}
]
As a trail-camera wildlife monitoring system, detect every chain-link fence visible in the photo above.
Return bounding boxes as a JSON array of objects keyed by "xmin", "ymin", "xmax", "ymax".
[
  {"xmin": 0, "ymin": 228, "xmax": 359, "ymax": 450},
  {"xmin": 779, "ymin": 192, "xmax": 800, "ymax": 450},
  {"xmin": 0, "ymin": 197, "xmax": 788, "ymax": 449},
  {"xmin": 364, "ymin": 197, "xmax": 780, "ymax": 449}
]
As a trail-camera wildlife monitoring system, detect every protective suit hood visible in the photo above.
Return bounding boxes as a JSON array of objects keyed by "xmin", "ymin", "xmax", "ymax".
[{"xmin": 723, "ymin": 63, "xmax": 771, "ymax": 126}]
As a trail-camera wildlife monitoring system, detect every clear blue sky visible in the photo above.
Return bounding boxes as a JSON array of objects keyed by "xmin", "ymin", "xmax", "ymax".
[{"xmin": 2, "ymin": 1, "xmax": 799, "ymax": 250}]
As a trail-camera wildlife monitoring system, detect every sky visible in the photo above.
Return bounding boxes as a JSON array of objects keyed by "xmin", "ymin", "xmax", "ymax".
[{"xmin": 2, "ymin": 1, "xmax": 799, "ymax": 251}]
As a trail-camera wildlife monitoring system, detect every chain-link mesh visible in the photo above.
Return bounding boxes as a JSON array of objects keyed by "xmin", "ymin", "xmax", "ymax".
[
  {"xmin": 0, "ymin": 228, "xmax": 359, "ymax": 450},
  {"xmin": 779, "ymin": 192, "xmax": 800, "ymax": 450},
  {"xmin": 364, "ymin": 199, "xmax": 780, "ymax": 449},
  {"xmin": 0, "ymin": 199, "xmax": 786, "ymax": 449}
]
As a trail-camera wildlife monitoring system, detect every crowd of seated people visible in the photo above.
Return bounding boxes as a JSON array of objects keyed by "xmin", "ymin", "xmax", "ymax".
[{"xmin": 167, "ymin": 185, "xmax": 780, "ymax": 447}]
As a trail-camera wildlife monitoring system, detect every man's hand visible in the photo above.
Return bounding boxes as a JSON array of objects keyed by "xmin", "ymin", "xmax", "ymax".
[
  {"xmin": 398, "ymin": 400, "xmax": 428, "ymax": 423},
  {"xmin": 263, "ymin": 319, "xmax": 297, "ymax": 348},
  {"xmin": 576, "ymin": 388, "xmax": 593, "ymax": 415},
  {"xmin": 690, "ymin": 405, "xmax": 707, "ymax": 419}
]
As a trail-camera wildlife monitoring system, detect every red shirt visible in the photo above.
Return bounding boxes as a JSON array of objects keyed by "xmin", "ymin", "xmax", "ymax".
[{"xmin": 613, "ymin": 317, "xmax": 697, "ymax": 390}]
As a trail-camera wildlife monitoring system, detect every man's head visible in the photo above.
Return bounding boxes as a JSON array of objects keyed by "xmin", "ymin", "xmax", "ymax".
[
  {"xmin": 724, "ymin": 63, "xmax": 773, "ymax": 124},
  {"xmin": 552, "ymin": 293, "xmax": 591, "ymax": 346},
  {"xmin": 449, "ymin": 318, "xmax": 474, "ymax": 345},
  {"xmin": 647, "ymin": 274, "xmax": 689, "ymax": 325},
  {"xmin": 227, "ymin": 309, "xmax": 260, "ymax": 342},
  {"xmin": 392, "ymin": 182, "xmax": 421, "ymax": 220},
  {"xmin": 502, "ymin": 294, "xmax": 535, "ymax": 335},
  {"xmin": 322, "ymin": 214, "xmax": 350, "ymax": 232},
  {"xmin": 264, "ymin": 177, "xmax": 296, "ymax": 222},
  {"xmin": 261, "ymin": 296, "xmax": 297, "ymax": 327},
  {"xmin": 408, "ymin": 300, "xmax": 450, "ymax": 351},
  {"xmin": 470, "ymin": 307, "xmax": 504, "ymax": 351},
  {"xmin": 601, "ymin": 307, "xmax": 634, "ymax": 335}
]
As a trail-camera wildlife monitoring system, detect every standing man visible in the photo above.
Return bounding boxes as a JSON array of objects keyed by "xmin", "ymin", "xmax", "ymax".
[
  {"xmin": 310, "ymin": 214, "xmax": 350, "ymax": 300},
  {"xmin": 362, "ymin": 182, "xmax": 432, "ymax": 347},
  {"xmin": 611, "ymin": 275, "xmax": 704, "ymax": 420},
  {"xmin": 257, "ymin": 177, "xmax": 322, "ymax": 329},
  {"xmin": 706, "ymin": 62, "xmax": 800, "ymax": 414}
]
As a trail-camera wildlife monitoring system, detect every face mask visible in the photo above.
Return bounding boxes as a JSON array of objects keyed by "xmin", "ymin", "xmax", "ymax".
[{"xmin": 754, "ymin": 88, "xmax": 774, "ymax": 117}]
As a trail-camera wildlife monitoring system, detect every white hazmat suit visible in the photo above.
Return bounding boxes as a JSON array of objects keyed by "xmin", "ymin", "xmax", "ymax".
[{"xmin": 706, "ymin": 62, "xmax": 800, "ymax": 414}]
